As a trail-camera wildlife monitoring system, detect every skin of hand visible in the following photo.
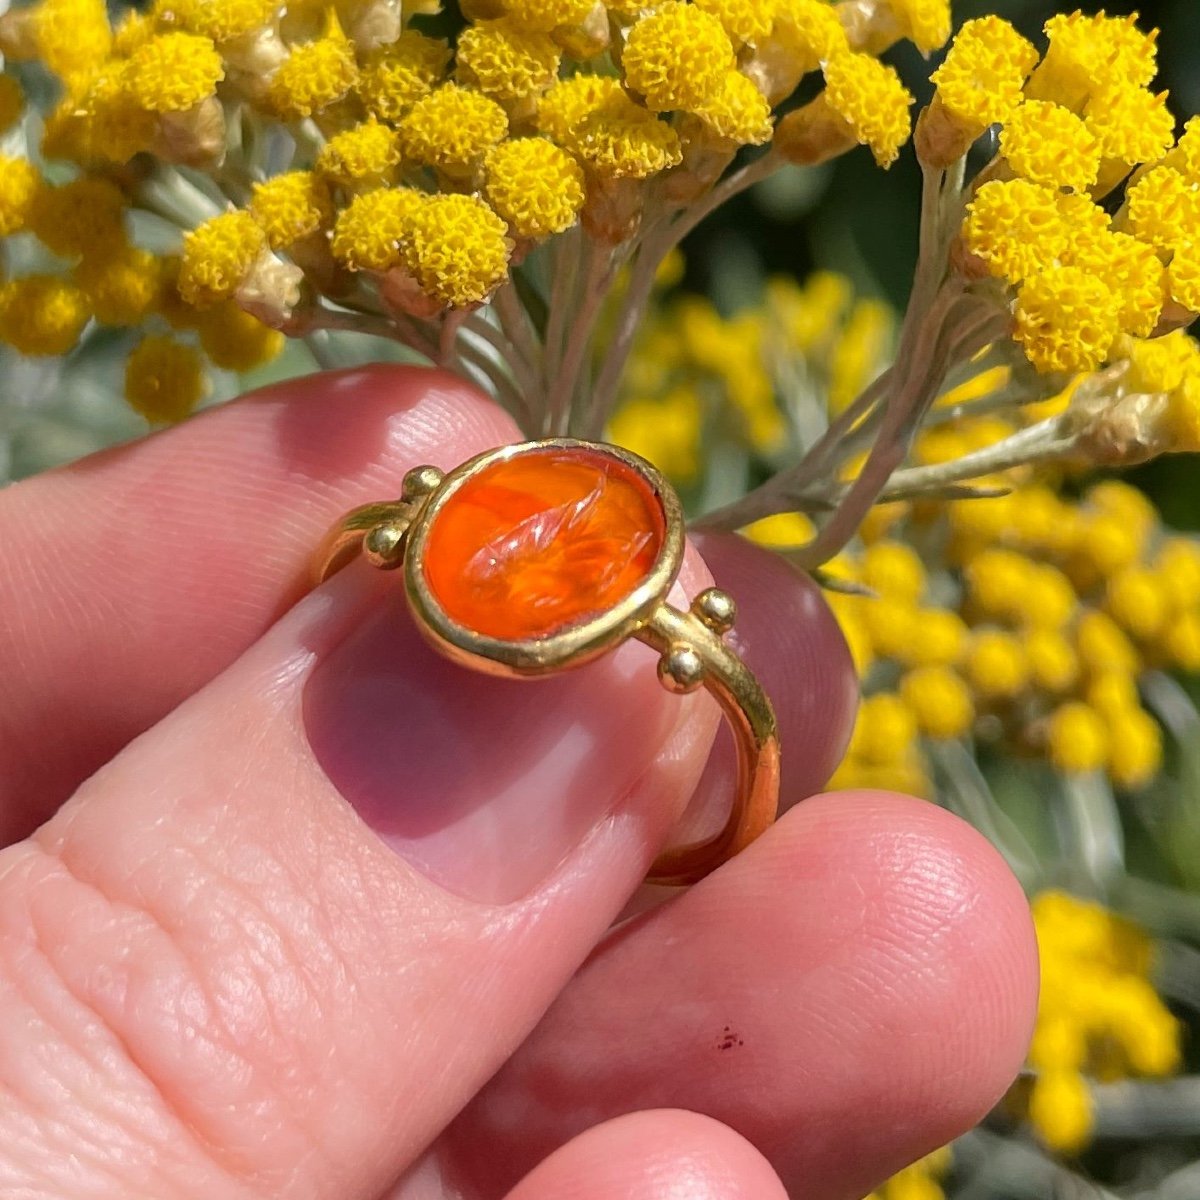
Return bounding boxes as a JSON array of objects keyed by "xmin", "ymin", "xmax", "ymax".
[{"xmin": 0, "ymin": 367, "xmax": 1039, "ymax": 1200}]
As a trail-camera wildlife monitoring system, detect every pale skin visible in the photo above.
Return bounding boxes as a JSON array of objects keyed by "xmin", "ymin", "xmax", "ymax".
[{"xmin": 0, "ymin": 366, "xmax": 1039, "ymax": 1199}]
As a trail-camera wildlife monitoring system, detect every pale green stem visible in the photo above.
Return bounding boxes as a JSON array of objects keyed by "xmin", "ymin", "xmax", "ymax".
[
  {"xmin": 454, "ymin": 324, "xmax": 535, "ymax": 428},
  {"xmin": 954, "ymin": 1128, "xmax": 1121, "ymax": 1200},
  {"xmin": 462, "ymin": 310, "xmax": 539, "ymax": 405},
  {"xmin": 789, "ymin": 281, "xmax": 972, "ymax": 566},
  {"xmin": 545, "ymin": 236, "xmax": 613, "ymax": 436},
  {"xmin": 304, "ymin": 330, "xmax": 341, "ymax": 371},
  {"xmin": 541, "ymin": 223, "xmax": 582, "ymax": 409},
  {"xmin": 491, "ymin": 282, "xmax": 542, "ymax": 386},
  {"xmin": 581, "ymin": 224, "xmax": 669, "ymax": 438},
  {"xmin": 583, "ymin": 155, "xmax": 781, "ymax": 436},
  {"xmin": 871, "ymin": 414, "xmax": 1077, "ymax": 501},
  {"xmin": 1057, "ymin": 771, "xmax": 1125, "ymax": 894},
  {"xmin": 924, "ymin": 740, "xmax": 1043, "ymax": 890},
  {"xmin": 455, "ymin": 339, "xmax": 527, "ymax": 417}
]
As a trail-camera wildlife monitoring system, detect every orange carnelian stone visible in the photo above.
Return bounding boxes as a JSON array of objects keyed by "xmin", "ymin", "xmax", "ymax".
[{"xmin": 423, "ymin": 447, "xmax": 665, "ymax": 640}]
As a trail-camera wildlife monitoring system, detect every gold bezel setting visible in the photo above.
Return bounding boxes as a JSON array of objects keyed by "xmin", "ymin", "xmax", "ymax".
[
  {"xmin": 310, "ymin": 436, "xmax": 780, "ymax": 886},
  {"xmin": 403, "ymin": 439, "xmax": 684, "ymax": 677}
]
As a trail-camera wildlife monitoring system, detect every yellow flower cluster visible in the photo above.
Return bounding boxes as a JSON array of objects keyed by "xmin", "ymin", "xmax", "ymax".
[
  {"xmin": 825, "ymin": 459, "xmax": 1200, "ymax": 797},
  {"xmin": 929, "ymin": 12, "xmax": 1196, "ymax": 376},
  {"xmin": 619, "ymin": 267, "xmax": 1200, "ymax": 807},
  {"xmin": 0, "ymin": 0, "xmax": 939, "ymax": 421},
  {"xmin": 1026, "ymin": 891, "xmax": 1179, "ymax": 1153}
]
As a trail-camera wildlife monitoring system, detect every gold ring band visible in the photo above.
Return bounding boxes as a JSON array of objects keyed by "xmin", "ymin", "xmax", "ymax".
[{"xmin": 311, "ymin": 438, "xmax": 780, "ymax": 886}]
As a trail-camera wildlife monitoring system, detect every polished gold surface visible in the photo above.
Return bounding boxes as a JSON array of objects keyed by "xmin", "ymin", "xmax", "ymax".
[{"xmin": 313, "ymin": 438, "xmax": 780, "ymax": 886}]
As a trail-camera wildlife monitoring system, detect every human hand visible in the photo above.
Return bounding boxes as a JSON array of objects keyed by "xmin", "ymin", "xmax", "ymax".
[{"xmin": 0, "ymin": 367, "xmax": 1038, "ymax": 1199}]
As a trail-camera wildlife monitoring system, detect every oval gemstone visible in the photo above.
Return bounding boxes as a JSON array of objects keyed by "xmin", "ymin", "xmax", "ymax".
[{"xmin": 422, "ymin": 447, "xmax": 666, "ymax": 641}]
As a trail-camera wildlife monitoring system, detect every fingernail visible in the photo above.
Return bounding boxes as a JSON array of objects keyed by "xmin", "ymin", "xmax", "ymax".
[{"xmin": 303, "ymin": 588, "xmax": 682, "ymax": 904}]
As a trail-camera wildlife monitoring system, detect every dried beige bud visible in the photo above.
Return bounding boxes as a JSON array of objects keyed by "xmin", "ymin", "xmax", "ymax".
[{"xmin": 155, "ymin": 96, "xmax": 226, "ymax": 167}]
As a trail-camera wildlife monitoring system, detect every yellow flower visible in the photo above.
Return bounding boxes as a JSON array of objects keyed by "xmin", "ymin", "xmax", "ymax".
[
  {"xmin": 900, "ymin": 666, "xmax": 973, "ymax": 739},
  {"xmin": 0, "ymin": 275, "xmax": 91, "ymax": 355},
  {"xmin": 178, "ymin": 210, "xmax": 266, "ymax": 307},
  {"xmin": 1000, "ymin": 101, "xmax": 1100, "ymax": 191},
  {"xmin": 1012, "ymin": 564, "xmax": 1077, "ymax": 630},
  {"xmin": 1164, "ymin": 115, "xmax": 1200, "ymax": 178},
  {"xmin": 0, "ymin": 73, "xmax": 25, "ymax": 134},
  {"xmin": 965, "ymin": 547, "xmax": 1032, "ymax": 619},
  {"xmin": 1167, "ymin": 243, "xmax": 1200, "ymax": 315},
  {"xmin": 124, "ymin": 333, "xmax": 207, "ymax": 423},
  {"xmin": 1083, "ymin": 232, "xmax": 1166, "ymax": 339},
  {"xmin": 928, "ymin": 16, "xmax": 1037, "ymax": 138},
  {"xmin": 1075, "ymin": 610, "xmax": 1140, "ymax": 676},
  {"xmin": 962, "ymin": 179, "xmax": 1066, "ymax": 285},
  {"xmin": 1028, "ymin": 12, "xmax": 1158, "ymax": 110},
  {"xmin": 693, "ymin": 70, "xmax": 773, "ymax": 145},
  {"xmin": 1084, "ymin": 84, "xmax": 1176, "ymax": 170},
  {"xmin": 1106, "ymin": 565, "xmax": 1168, "ymax": 641},
  {"xmin": 250, "ymin": 170, "xmax": 333, "ymax": 249},
  {"xmin": 692, "ymin": 0, "xmax": 776, "ymax": 47},
  {"xmin": 111, "ymin": 9, "xmax": 157, "ymax": 56},
  {"xmin": 860, "ymin": 595, "xmax": 919, "ymax": 660},
  {"xmin": 1124, "ymin": 167, "xmax": 1200, "ymax": 252},
  {"xmin": 171, "ymin": 0, "xmax": 278, "ymax": 43},
  {"xmin": 1164, "ymin": 608, "xmax": 1200, "ymax": 670},
  {"xmin": 622, "ymin": 1, "xmax": 734, "ymax": 113},
  {"xmin": 1046, "ymin": 702, "xmax": 1108, "ymax": 773},
  {"xmin": 196, "ymin": 302, "xmax": 284, "ymax": 371},
  {"xmin": 1029, "ymin": 1070, "xmax": 1093, "ymax": 1154},
  {"xmin": 563, "ymin": 88, "xmax": 683, "ymax": 179},
  {"xmin": 902, "ymin": 608, "xmax": 968, "ymax": 669},
  {"xmin": 502, "ymin": 0, "xmax": 594, "ymax": 33},
  {"xmin": 456, "ymin": 18, "xmax": 561, "ymax": 104},
  {"xmin": 402, "ymin": 193, "xmax": 512, "ymax": 307},
  {"xmin": 1025, "ymin": 629, "xmax": 1079, "ymax": 693},
  {"xmin": 484, "ymin": 138, "xmax": 585, "ymax": 239},
  {"xmin": 1086, "ymin": 671, "xmax": 1140, "ymax": 717},
  {"xmin": 829, "ymin": 297, "xmax": 892, "ymax": 413},
  {"xmin": 1105, "ymin": 704, "xmax": 1162, "ymax": 790},
  {"xmin": 316, "ymin": 121, "xmax": 402, "ymax": 189},
  {"xmin": 1013, "ymin": 266, "xmax": 1123, "ymax": 375},
  {"xmin": 610, "ymin": 386, "xmax": 703, "ymax": 484},
  {"xmin": 537, "ymin": 74, "xmax": 622, "ymax": 143},
  {"xmin": 1073, "ymin": 511, "xmax": 1142, "ymax": 579},
  {"xmin": 769, "ymin": 0, "xmax": 847, "ymax": 75},
  {"xmin": 743, "ymin": 510, "xmax": 815, "ymax": 548},
  {"xmin": 67, "ymin": 65, "xmax": 157, "ymax": 164},
  {"xmin": 965, "ymin": 630, "xmax": 1029, "ymax": 700},
  {"xmin": 861, "ymin": 540, "xmax": 925, "ymax": 603},
  {"xmin": 73, "ymin": 245, "xmax": 161, "ymax": 326},
  {"xmin": 823, "ymin": 51, "xmax": 913, "ymax": 168},
  {"xmin": 1155, "ymin": 536, "xmax": 1200, "ymax": 609},
  {"xmin": 29, "ymin": 0, "xmax": 112, "ymax": 87},
  {"xmin": 126, "ymin": 32, "xmax": 225, "ymax": 112},
  {"xmin": 357, "ymin": 31, "xmax": 451, "ymax": 122},
  {"xmin": 28, "ymin": 177, "xmax": 127, "ymax": 260},
  {"xmin": 267, "ymin": 12, "xmax": 358, "ymax": 119},
  {"xmin": 0, "ymin": 156, "xmax": 42, "ymax": 237},
  {"xmin": 873, "ymin": 0, "xmax": 950, "ymax": 55},
  {"xmin": 850, "ymin": 692, "xmax": 918, "ymax": 766},
  {"xmin": 1163, "ymin": 370, "xmax": 1200, "ymax": 452},
  {"xmin": 330, "ymin": 187, "xmax": 426, "ymax": 271},
  {"xmin": 399, "ymin": 83, "xmax": 509, "ymax": 178},
  {"xmin": 1031, "ymin": 889, "xmax": 1179, "ymax": 1144}
]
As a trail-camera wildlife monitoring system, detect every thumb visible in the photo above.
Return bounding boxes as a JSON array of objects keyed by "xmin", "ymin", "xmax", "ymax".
[{"xmin": 0, "ymin": 552, "xmax": 718, "ymax": 1198}]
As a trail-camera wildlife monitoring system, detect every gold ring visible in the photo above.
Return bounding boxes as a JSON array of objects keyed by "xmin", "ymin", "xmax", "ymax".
[{"xmin": 312, "ymin": 438, "xmax": 780, "ymax": 886}]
